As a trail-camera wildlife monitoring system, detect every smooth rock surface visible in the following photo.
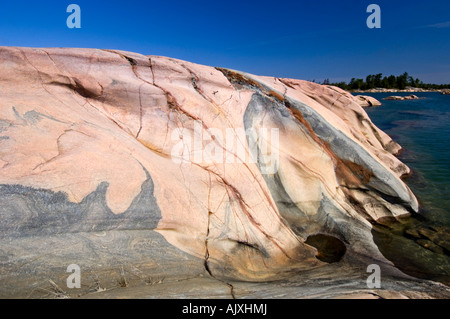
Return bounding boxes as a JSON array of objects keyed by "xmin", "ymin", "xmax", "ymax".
[{"xmin": 0, "ymin": 47, "xmax": 446, "ymax": 298}]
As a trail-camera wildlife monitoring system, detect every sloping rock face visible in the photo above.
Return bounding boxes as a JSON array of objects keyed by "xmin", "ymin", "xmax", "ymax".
[{"xmin": 0, "ymin": 47, "xmax": 425, "ymax": 297}]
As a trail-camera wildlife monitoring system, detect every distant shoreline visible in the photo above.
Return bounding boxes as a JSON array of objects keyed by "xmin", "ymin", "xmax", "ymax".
[{"xmin": 350, "ymin": 87, "xmax": 449, "ymax": 94}]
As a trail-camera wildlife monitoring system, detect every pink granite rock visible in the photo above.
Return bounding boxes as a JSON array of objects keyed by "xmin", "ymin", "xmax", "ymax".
[
  {"xmin": 0, "ymin": 47, "xmax": 429, "ymax": 297},
  {"xmin": 354, "ymin": 94, "xmax": 382, "ymax": 107}
]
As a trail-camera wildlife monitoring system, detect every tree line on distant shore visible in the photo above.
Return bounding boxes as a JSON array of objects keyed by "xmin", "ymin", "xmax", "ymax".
[{"xmin": 320, "ymin": 72, "xmax": 450, "ymax": 91}]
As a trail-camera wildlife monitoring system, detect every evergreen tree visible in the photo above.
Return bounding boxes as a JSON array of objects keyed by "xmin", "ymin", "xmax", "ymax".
[
  {"xmin": 396, "ymin": 72, "xmax": 409, "ymax": 90},
  {"xmin": 327, "ymin": 72, "xmax": 450, "ymax": 91}
]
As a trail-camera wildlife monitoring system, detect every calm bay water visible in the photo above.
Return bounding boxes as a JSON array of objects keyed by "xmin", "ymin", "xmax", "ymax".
[
  {"xmin": 356, "ymin": 92, "xmax": 450, "ymax": 283},
  {"xmin": 361, "ymin": 92, "xmax": 450, "ymax": 225}
]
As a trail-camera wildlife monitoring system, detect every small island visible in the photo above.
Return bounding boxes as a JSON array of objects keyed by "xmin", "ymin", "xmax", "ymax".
[
  {"xmin": 383, "ymin": 94, "xmax": 424, "ymax": 101},
  {"xmin": 322, "ymin": 72, "xmax": 450, "ymax": 94}
]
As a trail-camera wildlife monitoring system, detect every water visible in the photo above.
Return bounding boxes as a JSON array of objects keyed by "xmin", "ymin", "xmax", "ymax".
[
  {"xmin": 356, "ymin": 92, "xmax": 450, "ymax": 283},
  {"xmin": 361, "ymin": 92, "xmax": 450, "ymax": 225}
]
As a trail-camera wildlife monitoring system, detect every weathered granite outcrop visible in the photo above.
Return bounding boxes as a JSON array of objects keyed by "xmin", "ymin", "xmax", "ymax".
[
  {"xmin": 354, "ymin": 95, "xmax": 382, "ymax": 107},
  {"xmin": 383, "ymin": 95, "xmax": 421, "ymax": 101},
  {"xmin": 0, "ymin": 47, "xmax": 447, "ymax": 298}
]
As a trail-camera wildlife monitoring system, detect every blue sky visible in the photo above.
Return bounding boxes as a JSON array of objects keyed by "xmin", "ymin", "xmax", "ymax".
[{"xmin": 0, "ymin": 0, "xmax": 449, "ymax": 83}]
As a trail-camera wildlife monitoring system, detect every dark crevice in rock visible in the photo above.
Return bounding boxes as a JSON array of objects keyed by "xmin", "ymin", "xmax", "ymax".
[
  {"xmin": 305, "ymin": 234, "xmax": 347, "ymax": 263},
  {"xmin": 235, "ymin": 240, "xmax": 260, "ymax": 250},
  {"xmin": 232, "ymin": 239, "xmax": 269, "ymax": 258},
  {"xmin": 48, "ymin": 79, "xmax": 101, "ymax": 100},
  {"xmin": 191, "ymin": 74, "xmax": 199, "ymax": 92},
  {"xmin": 203, "ymin": 210, "xmax": 236, "ymax": 299},
  {"xmin": 367, "ymin": 292, "xmax": 384, "ymax": 299},
  {"xmin": 136, "ymin": 84, "xmax": 144, "ymax": 139},
  {"xmin": 204, "ymin": 211, "xmax": 213, "ymax": 277},
  {"xmin": 124, "ymin": 56, "xmax": 137, "ymax": 66},
  {"xmin": 148, "ymin": 58, "xmax": 156, "ymax": 85}
]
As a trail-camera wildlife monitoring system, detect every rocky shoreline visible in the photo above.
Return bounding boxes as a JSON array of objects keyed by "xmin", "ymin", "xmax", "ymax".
[
  {"xmin": 352, "ymin": 87, "xmax": 450, "ymax": 95},
  {"xmin": 383, "ymin": 95, "xmax": 424, "ymax": 101}
]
